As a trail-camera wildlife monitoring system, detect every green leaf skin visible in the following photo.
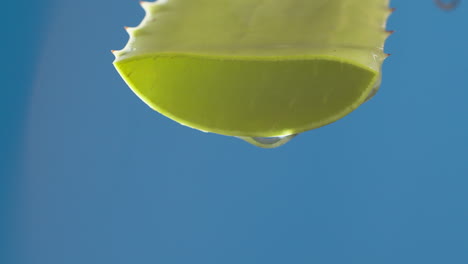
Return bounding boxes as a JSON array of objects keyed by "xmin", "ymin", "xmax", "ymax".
[{"xmin": 114, "ymin": 0, "xmax": 391, "ymax": 138}]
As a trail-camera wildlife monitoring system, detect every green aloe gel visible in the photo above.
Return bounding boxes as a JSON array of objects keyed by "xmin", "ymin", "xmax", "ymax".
[{"xmin": 113, "ymin": 0, "xmax": 392, "ymax": 148}]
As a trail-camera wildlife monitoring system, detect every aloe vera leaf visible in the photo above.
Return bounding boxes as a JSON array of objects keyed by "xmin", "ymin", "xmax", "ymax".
[{"xmin": 113, "ymin": 0, "xmax": 392, "ymax": 137}]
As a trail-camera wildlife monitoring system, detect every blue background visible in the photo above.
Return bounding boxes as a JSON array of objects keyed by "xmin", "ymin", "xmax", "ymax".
[{"xmin": 2, "ymin": 1, "xmax": 467, "ymax": 263}]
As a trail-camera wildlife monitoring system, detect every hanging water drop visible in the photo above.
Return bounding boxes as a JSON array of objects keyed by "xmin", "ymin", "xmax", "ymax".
[{"xmin": 238, "ymin": 134, "xmax": 298, "ymax": 148}]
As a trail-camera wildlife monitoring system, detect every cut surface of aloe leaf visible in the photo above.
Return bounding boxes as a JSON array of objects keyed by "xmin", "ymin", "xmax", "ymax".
[{"xmin": 114, "ymin": 0, "xmax": 391, "ymax": 138}]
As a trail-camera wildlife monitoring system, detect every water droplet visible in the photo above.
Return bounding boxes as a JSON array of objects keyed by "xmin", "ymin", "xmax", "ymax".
[{"xmin": 238, "ymin": 134, "xmax": 297, "ymax": 148}]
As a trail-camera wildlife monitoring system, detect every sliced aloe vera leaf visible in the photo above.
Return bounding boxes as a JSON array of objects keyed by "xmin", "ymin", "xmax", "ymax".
[{"xmin": 114, "ymin": 0, "xmax": 392, "ymax": 137}]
